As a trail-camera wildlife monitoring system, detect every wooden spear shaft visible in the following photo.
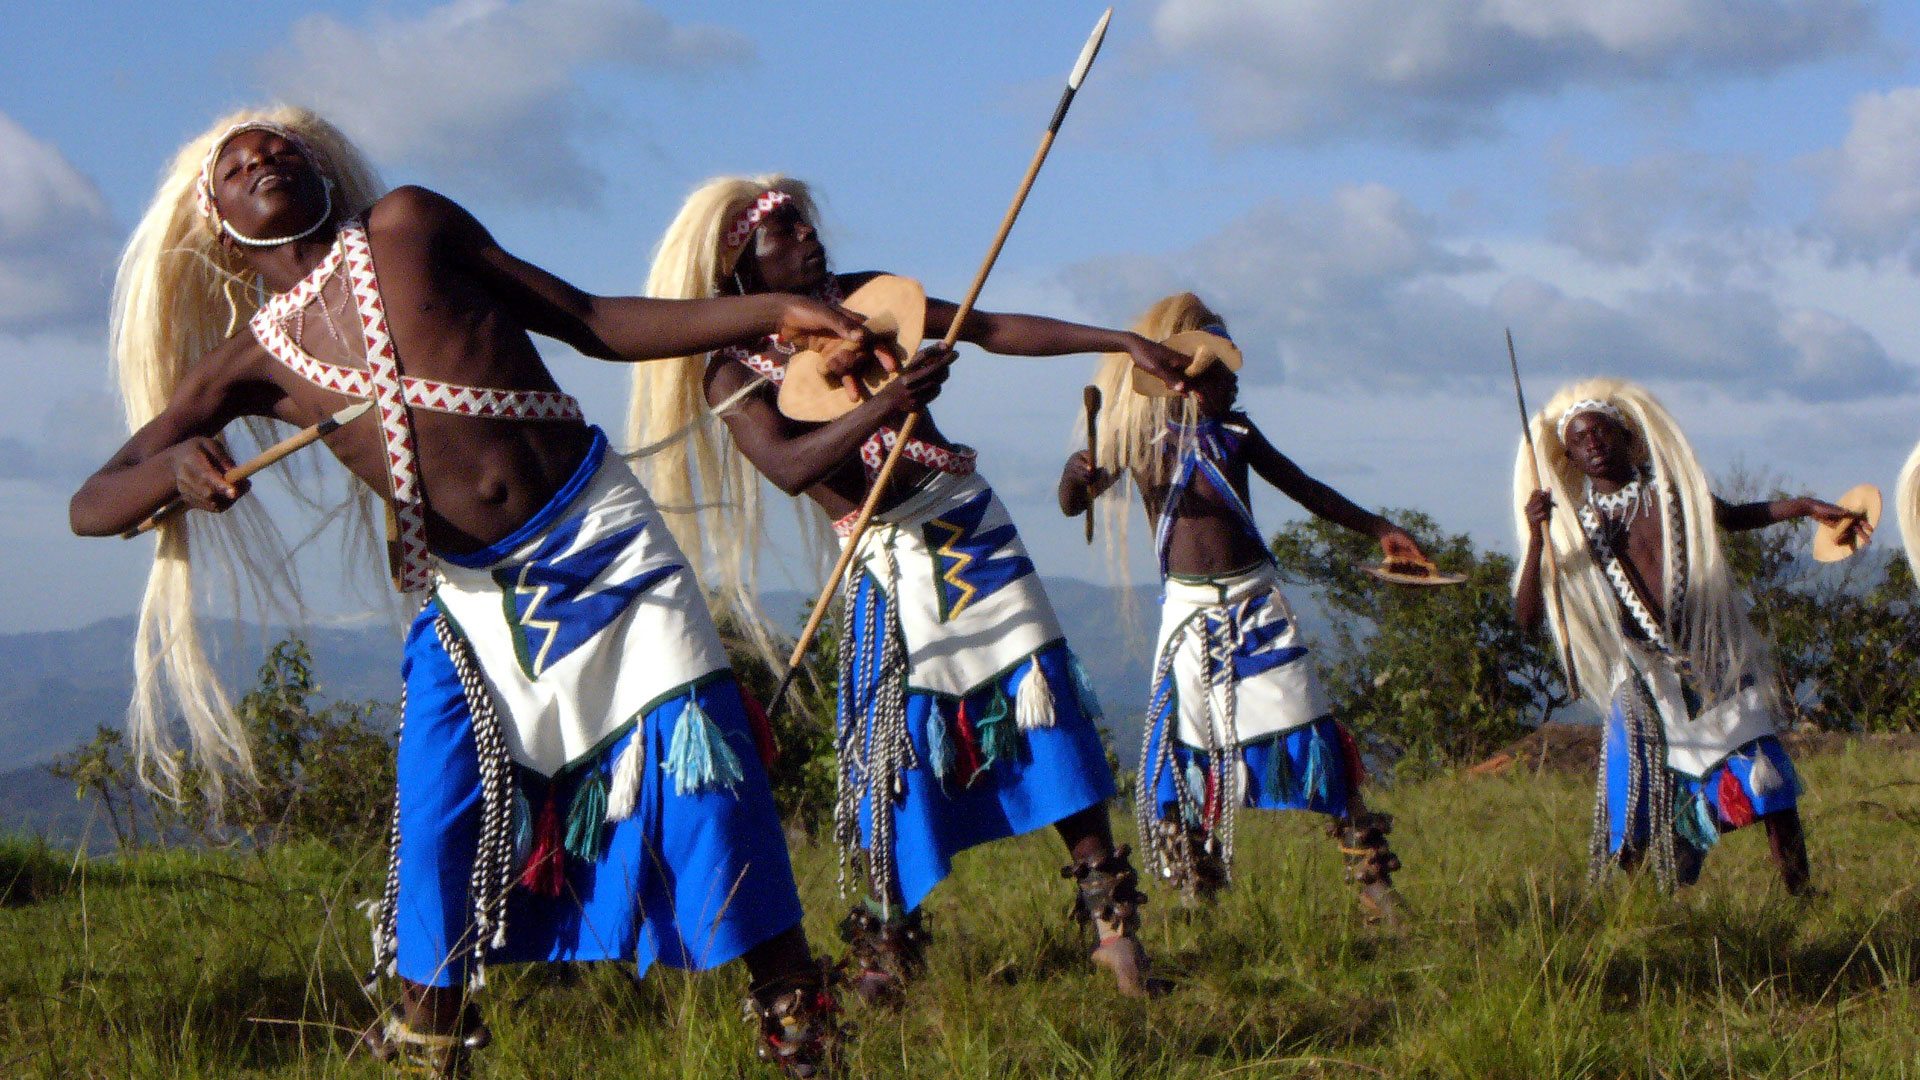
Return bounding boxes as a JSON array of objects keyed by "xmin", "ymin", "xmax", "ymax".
[
  {"xmin": 1508, "ymin": 329, "xmax": 1581, "ymax": 701},
  {"xmin": 765, "ymin": 8, "xmax": 1114, "ymax": 721}
]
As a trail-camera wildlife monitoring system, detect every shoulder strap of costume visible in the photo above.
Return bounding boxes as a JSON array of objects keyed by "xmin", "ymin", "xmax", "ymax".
[
  {"xmin": 340, "ymin": 221, "xmax": 434, "ymax": 593},
  {"xmin": 1154, "ymin": 419, "xmax": 1263, "ymax": 579}
]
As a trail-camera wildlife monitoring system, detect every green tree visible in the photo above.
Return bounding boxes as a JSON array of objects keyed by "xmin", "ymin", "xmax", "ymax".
[
  {"xmin": 1269, "ymin": 509, "xmax": 1567, "ymax": 777},
  {"xmin": 713, "ymin": 605, "xmax": 842, "ymax": 834},
  {"xmin": 1719, "ymin": 469, "xmax": 1920, "ymax": 733},
  {"xmin": 169, "ymin": 638, "xmax": 398, "ymax": 847},
  {"xmin": 48, "ymin": 726, "xmax": 144, "ymax": 850}
]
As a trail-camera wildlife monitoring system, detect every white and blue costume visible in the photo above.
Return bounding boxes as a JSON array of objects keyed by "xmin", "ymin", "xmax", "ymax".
[
  {"xmin": 832, "ymin": 469, "xmax": 1113, "ymax": 912},
  {"xmin": 1135, "ymin": 417, "xmax": 1366, "ymax": 884},
  {"xmin": 373, "ymin": 430, "xmax": 802, "ymax": 989},
  {"xmin": 1578, "ymin": 472, "xmax": 1800, "ymax": 883}
]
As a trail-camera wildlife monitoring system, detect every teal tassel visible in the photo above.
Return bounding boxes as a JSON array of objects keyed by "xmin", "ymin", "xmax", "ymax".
[
  {"xmin": 1303, "ymin": 726, "xmax": 1332, "ymax": 804},
  {"xmin": 563, "ymin": 769, "xmax": 609, "ymax": 862},
  {"xmin": 1263, "ymin": 735, "xmax": 1293, "ymax": 801},
  {"xmin": 973, "ymin": 688, "xmax": 1018, "ymax": 774},
  {"xmin": 1068, "ymin": 655, "xmax": 1104, "ymax": 721},
  {"xmin": 1675, "ymin": 791, "xmax": 1720, "ymax": 852},
  {"xmin": 926, "ymin": 708, "xmax": 957, "ymax": 781},
  {"xmin": 1182, "ymin": 762, "xmax": 1208, "ymax": 826},
  {"xmin": 511, "ymin": 788, "xmax": 534, "ymax": 871},
  {"xmin": 663, "ymin": 700, "xmax": 745, "ymax": 796}
]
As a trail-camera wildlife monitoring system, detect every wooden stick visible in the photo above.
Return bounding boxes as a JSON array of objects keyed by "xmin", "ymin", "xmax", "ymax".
[
  {"xmin": 1508, "ymin": 329, "xmax": 1581, "ymax": 701},
  {"xmin": 765, "ymin": 9, "xmax": 1114, "ymax": 721},
  {"xmin": 120, "ymin": 401, "xmax": 372, "ymax": 539},
  {"xmin": 1083, "ymin": 385, "xmax": 1101, "ymax": 543}
]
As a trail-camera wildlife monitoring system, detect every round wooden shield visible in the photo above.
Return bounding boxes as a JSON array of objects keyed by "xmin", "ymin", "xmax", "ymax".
[
  {"xmin": 777, "ymin": 275, "xmax": 927, "ymax": 423},
  {"xmin": 1131, "ymin": 328, "xmax": 1244, "ymax": 398},
  {"xmin": 1811, "ymin": 483, "xmax": 1880, "ymax": 563}
]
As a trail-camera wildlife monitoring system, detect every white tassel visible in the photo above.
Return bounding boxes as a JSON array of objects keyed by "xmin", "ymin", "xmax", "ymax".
[
  {"xmin": 1748, "ymin": 749, "xmax": 1786, "ymax": 797},
  {"xmin": 1015, "ymin": 663, "xmax": 1057, "ymax": 730},
  {"xmin": 1236, "ymin": 760, "xmax": 1253, "ymax": 807},
  {"xmin": 604, "ymin": 732, "xmax": 646, "ymax": 823}
]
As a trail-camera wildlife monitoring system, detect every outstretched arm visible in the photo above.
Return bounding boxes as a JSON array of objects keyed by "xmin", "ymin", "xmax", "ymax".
[
  {"xmin": 1714, "ymin": 495, "xmax": 1859, "ymax": 534},
  {"xmin": 922, "ymin": 298, "xmax": 1189, "ymax": 392},
  {"xmin": 1242, "ymin": 423, "xmax": 1427, "ymax": 562},
  {"xmin": 710, "ymin": 346, "xmax": 957, "ymax": 496},
  {"xmin": 375, "ymin": 186, "xmax": 869, "ymax": 362},
  {"xmin": 1057, "ymin": 450, "xmax": 1119, "ymax": 516},
  {"xmin": 69, "ymin": 342, "xmax": 285, "ymax": 537}
]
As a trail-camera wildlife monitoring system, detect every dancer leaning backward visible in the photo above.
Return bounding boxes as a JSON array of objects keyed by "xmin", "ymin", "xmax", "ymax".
[{"xmin": 68, "ymin": 109, "xmax": 876, "ymax": 1077}]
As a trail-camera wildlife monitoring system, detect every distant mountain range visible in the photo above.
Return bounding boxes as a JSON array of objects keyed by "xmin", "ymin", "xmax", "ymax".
[{"xmin": 0, "ymin": 579, "xmax": 1170, "ymax": 844}]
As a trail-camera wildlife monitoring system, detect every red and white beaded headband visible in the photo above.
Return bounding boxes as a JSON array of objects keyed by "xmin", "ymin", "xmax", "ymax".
[
  {"xmin": 721, "ymin": 189, "xmax": 792, "ymax": 261},
  {"xmin": 1555, "ymin": 398, "xmax": 1629, "ymax": 442},
  {"xmin": 196, "ymin": 121, "xmax": 318, "ymax": 224}
]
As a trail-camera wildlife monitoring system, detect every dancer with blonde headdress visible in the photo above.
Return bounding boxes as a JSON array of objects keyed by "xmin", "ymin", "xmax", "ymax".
[
  {"xmin": 1514, "ymin": 378, "xmax": 1857, "ymax": 895},
  {"xmin": 1056, "ymin": 293, "xmax": 1426, "ymax": 923},
  {"xmin": 633, "ymin": 175, "xmax": 1194, "ymax": 1001},
  {"xmin": 69, "ymin": 110, "xmax": 872, "ymax": 1077}
]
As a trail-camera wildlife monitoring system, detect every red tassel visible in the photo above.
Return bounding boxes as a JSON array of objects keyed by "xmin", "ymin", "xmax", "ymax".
[
  {"xmin": 1202, "ymin": 765, "xmax": 1220, "ymax": 828},
  {"xmin": 518, "ymin": 789, "xmax": 567, "ymax": 897},
  {"xmin": 1336, "ymin": 722, "xmax": 1368, "ymax": 792},
  {"xmin": 951, "ymin": 699, "xmax": 985, "ymax": 781},
  {"xmin": 741, "ymin": 689, "xmax": 778, "ymax": 769},
  {"xmin": 1716, "ymin": 766, "xmax": 1757, "ymax": 829}
]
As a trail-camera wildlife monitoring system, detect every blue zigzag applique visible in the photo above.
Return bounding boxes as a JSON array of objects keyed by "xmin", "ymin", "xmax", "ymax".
[
  {"xmin": 923, "ymin": 488, "xmax": 1033, "ymax": 622},
  {"xmin": 494, "ymin": 514, "xmax": 681, "ymax": 679},
  {"xmin": 1216, "ymin": 594, "xmax": 1307, "ymax": 679}
]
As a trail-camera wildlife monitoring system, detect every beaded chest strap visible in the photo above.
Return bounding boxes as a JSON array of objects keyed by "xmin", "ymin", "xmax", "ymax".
[{"xmin": 249, "ymin": 221, "xmax": 584, "ymax": 591}]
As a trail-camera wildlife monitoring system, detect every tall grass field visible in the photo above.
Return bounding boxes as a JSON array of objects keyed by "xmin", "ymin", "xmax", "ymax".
[{"xmin": 2, "ymin": 742, "xmax": 1917, "ymax": 1078}]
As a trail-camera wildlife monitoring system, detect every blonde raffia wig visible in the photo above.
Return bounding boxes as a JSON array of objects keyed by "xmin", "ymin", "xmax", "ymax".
[
  {"xmin": 1064, "ymin": 292, "xmax": 1223, "ymax": 635},
  {"xmin": 1897, "ymin": 438, "xmax": 1920, "ymax": 586},
  {"xmin": 626, "ymin": 175, "xmax": 835, "ymax": 662},
  {"xmin": 112, "ymin": 105, "xmax": 385, "ymax": 803},
  {"xmin": 1511, "ymin": 377, "xmax": 1774, "ymax": 706}
]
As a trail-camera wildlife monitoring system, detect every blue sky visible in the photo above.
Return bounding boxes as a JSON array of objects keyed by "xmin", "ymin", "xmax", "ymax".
[{"xmin": 7, "ymin": 0, "xmax": 1920, "ymax": 630}]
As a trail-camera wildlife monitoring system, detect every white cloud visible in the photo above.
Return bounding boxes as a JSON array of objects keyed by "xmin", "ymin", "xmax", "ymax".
[
  {"xmin": 1150, "ymin": 0, "xmax": 1874, "ymax": 145},
  {"xmin": 1547, "ymin": 147, "xmax": 1756, "ymax": 267},
  {"xmin": 261, "ymin": 0, "xmax": 753, "ymax": 205},
  {"xmin": 1817, "ymin": 86, "xmax": 1920, "ymax": 268},
  {"xmin": 0, "ymin": 113, "xmax": 117, "ymax": 333},
  {"xmin": 1055, "ymin": 183, "xmax": 1912, "ymax": 402}
]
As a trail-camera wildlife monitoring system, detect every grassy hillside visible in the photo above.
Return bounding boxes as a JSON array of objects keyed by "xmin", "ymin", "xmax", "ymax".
[{"xmin": 3, "ymin": 743, "xmax": 1917, "ymax": 1078}]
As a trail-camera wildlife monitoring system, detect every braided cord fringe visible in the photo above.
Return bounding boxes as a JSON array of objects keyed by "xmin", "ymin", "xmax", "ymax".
[
  {"xmin": 1136, "ymin": 622, "xmax": 1203, "ymax": 883},
  {"xmin": 366, "ymin": 598, "xmax": 437, "ymax": 993},
  {"xmin": 1588, "ymin": 680, "xmax": 1678, "ymax": 892},
  {"xmin": 832, "ymin": 538, "xmax": 920, "ymax": 915},
  {"xmin": 434, "ymin": 613, "xmax": 519, "ymax": 988}
]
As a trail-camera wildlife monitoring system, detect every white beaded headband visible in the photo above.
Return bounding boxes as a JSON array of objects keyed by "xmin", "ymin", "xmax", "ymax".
[{"xmin": 1555, "ymin": 398, "xmax": 1628, "ymax": 442}]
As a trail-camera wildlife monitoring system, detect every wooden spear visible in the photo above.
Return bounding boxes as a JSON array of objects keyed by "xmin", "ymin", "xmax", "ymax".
[
  {"xmin": 764, "ymin": 8, "xmax": 1114, "ymax": 721},
  {"xmin": 120, "ymin": 400, "xmax": 372, "ymax": 538},
  {"xmin": 1508, "ymin": 329, "xmax": 1581, "ymax": 701}
]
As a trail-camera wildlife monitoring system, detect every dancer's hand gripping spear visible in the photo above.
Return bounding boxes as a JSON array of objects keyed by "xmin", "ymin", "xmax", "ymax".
[
  {"xmin": 764, "ymin": 9, "xmax": 1115, "ymax": 722},
  {"xmin": 1509, "ymin": 329, "xmax": 1581, "ymax": 701},
  {"xmin": 119, "ymin": 401, "xmax": 373, "ymax": 538}
]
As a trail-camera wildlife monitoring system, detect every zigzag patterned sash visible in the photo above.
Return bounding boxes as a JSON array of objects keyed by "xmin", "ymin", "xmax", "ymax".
[
  {"xmin": 1577, "ymin": 474, "xmax": 1689, "ymax": 662},
  {"xmin": 249, "ymin": 221, "xmax": 584, "ymax": 592}
]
